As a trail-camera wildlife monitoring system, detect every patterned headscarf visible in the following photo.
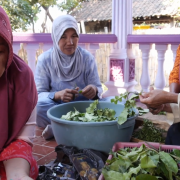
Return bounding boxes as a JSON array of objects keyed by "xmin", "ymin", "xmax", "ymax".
[
  {"xmin": 0, "ymin": 6, "xmax": 37, "ymax": 152},
  {"xmin": 51, "ymin": 15, "xmax": 84, "ymax": 81}
]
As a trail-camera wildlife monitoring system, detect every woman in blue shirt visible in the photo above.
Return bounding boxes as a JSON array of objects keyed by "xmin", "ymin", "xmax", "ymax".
[{"xmin": 35, "ymin": 15, "xmax": 103, "ymax": 139}]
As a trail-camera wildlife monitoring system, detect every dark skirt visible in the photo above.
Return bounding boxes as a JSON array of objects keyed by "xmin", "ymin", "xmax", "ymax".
[{"xmin": 165, "ymin": 122, "xmax": 180, "ymax": 145}]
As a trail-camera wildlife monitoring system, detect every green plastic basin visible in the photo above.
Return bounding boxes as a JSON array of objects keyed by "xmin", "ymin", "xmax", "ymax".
[{"xmin": 47, "ymin": 101, "xmax": 138, "ymax": 153}]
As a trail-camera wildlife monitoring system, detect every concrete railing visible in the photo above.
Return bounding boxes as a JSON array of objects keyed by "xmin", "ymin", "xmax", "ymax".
[
  {"xmin": 127, "ymin": 34, "xmax": 180, "ymax": 92},
  {"xmin": 12, "ymin": 33, "xmax": 117, "ymax": 74},
  {"xmin": 13, "ymin": 33, "xmax": 180, "ymax": 93}
]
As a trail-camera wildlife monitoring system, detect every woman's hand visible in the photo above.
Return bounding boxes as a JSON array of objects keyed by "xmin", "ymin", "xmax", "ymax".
[
  {"xmin": 82, "ymin": 84, "xmax": 97, "ymax": 99},
  {"xmin": 139, "ymin": 87, "xmax": 169, "ymax": 108},
  {"xmin": 148, "ymin": 104, "xmax": 165, "ymax": 115},
  {"xmin": 139, "ymin": 87, "xmax": 178, "ymax": 109},
  {"xmin": 54, "ymin": 87, "xmax": 79, "ymax": 102}
]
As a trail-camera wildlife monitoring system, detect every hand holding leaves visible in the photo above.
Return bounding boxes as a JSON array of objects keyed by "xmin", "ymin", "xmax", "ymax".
[{"xmin": 111, "ymin": 92, "xmax": 141, "ymax": 125}]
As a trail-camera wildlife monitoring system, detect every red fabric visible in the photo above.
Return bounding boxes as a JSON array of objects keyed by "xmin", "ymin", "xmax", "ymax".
[
  {"xmin": 0, "ymin": 6, "xmax": 38, "ymax": 152},
  {"xmin": 0, "ymin": 139, "xmax": 38, "ymax": 180}
]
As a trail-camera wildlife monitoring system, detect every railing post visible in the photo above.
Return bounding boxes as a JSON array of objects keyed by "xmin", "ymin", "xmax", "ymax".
[
  {"xmin": 154, "ymin": 44, "xmax": 167, "ymax": 90},
  {"xmin": 12, "ymin": 43, "xmax": 20, "ymax": 56},
  {"xmin": 85, "ymin": 43, "xmax": 99, "ymax": 57},
  {"xmin": 171, "ymin": 44, "xmax": 179, "ymax": 62},
  {"xmin": 43, "ymin": 43, "xmax": 53, "ymax": 52},
  {"xmin": 139, "ymin": 44, "xmax": 151, "ymax": 92},
  {"xmin": 103, "ymin": 0, "xmax": 136, "ymax": 97},
  {"xmin": 26, "ymin": 43, "xmax": 38, "ymax": 74}
]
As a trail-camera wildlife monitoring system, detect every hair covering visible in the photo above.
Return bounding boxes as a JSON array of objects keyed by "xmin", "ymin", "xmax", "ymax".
[
  {"xmin": 51, "ymin": 14, "xmax": 84, "ymax": 81},
  {"xmin": 0, "ymin": 6, "xmax": 37, "ymax": 152}
]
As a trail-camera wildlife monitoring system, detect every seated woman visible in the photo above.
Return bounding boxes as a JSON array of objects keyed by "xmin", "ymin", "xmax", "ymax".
[
  {"xmin": 35, "ymin": 15, "xmax": 103, "ymax": 139},
  {"xmin": 0, "ymin": 6, "xmax": 38, "ymax": 179}
]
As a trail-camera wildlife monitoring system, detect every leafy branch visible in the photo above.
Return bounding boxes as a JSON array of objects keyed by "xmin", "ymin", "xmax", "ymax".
[{"xmin": 111, "ymin": 92, "xmax": 141, "ymax": 125}]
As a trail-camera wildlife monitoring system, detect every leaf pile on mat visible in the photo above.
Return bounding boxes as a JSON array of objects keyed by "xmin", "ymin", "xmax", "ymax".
[
  {"xmin": 133, "ymin": 120, "xmax": 166, "ymax": 143},
  {"xmin": 111, "ymin": 92, "xmax": 143, "ymax": 125},
  {"xmin": 102, "ymin": 144, "xmax": 180, "ymax": 180},
  {"xmin": 61, "ymin": 100, "xmax": 116, "ymax": 122}
]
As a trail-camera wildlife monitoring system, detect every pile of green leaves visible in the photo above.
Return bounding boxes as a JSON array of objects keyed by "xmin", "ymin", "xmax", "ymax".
[
  {"xmin": 61, "ymin": 100, "xmax": 116, "ymax": 122},
  {"xmin": 133, "ymin": 120, "xmax": 166, "ymax": 143},
  {"xmin": 61, "ymin": 91, "xmax": 149, "ymax": 125},
  {"xmin": 111, "ymin": 92, "xmax": 141, "ymax": 125},
  {"xmin": 102, "ymin": 144, "xmax": 180, "ymax": 180}
]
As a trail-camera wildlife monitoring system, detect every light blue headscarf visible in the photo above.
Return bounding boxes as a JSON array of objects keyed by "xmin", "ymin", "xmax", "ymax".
[{"xmin": 51, "ymin": 15, "xmax": 84, "ymax": 81}]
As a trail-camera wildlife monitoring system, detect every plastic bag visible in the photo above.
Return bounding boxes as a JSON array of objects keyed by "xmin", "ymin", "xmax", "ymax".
[{"xmin": 37, "ymin": 144, "xmax": 108, "ymax": 180}]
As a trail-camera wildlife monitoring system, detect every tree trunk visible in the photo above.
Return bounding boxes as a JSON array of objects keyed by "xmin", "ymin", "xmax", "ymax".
[
  {"xmin": 42, "ymin": 8, "xmax": 48, "ymax": 33},
  {"xmin": 32, "ymin": 21, "xmax": 35, "ymax": 33},
  {"xmin": 42, "ymin": 5, "xmax": 53, "ymax": 22}
]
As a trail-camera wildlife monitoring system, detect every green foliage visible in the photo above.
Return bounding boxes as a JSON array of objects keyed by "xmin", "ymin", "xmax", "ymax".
[
  {"xmin": 58, "ymin": 0, "xmax": 86, "ymax": 13},
  {"xmin": 61, "ymin": 100, "xmax": 117, "ymax": 122},
  {"xmin": 0, "ymin": 0, "xmax": 40, "ymax": 31},
  {"xmin": 61, "ymin": 91, "xmax": 146, "ymax": 125},
  {"xmin": 0, "ymin": 0, "xmax": 58, "ymax": 31},
  {"xmin": 26, "ymin": 0, "xmax": 56, "ymax": 7},
  {"xmin": 111, "ymin": 92, "xmax": 142, "ymax": 125},
  {"xmin": 133, "ymin": 120, "xmax": 166, "ymax": 143},
  {"xmin": 102, "ymin": 144, "xmax": 180, "ymax": 180},
  {"xmin": 0, "ymin": 0, "xmax": 87, "ymax": 31}
]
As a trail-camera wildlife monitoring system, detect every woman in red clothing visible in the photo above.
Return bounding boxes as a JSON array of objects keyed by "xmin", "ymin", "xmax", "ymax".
[{"xmin": 0, "ymin": 6, "xmax": 38, "ymax": 180}]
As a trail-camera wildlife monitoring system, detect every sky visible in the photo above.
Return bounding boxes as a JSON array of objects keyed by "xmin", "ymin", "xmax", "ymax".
[{"xmin": 34, "ymin": 1, "xmax": 67, "ymax": 33}]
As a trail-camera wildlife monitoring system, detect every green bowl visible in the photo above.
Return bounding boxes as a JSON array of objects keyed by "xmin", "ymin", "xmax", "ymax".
[{"xmin": 47, "ymin": 101, "xmax": 138, "ymax": 153}]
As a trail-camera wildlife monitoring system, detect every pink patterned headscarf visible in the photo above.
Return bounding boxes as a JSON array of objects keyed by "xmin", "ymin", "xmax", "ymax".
[{"xmin": 0, "ymin": 6, "xmax": 37, "ymax": 152}]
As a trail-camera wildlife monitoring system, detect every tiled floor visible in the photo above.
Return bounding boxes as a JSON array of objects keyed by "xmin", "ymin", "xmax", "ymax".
[{"xmin": 32, "ymin": 126, "xmax": 58, "ymax": 166}]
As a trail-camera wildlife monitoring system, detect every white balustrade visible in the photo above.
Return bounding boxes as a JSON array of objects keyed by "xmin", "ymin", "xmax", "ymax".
[
  {"xmin": 139, "ymin": 44, "xmax": 151, "ymax": 92},
  {"xmin": 12, "ymin": 40, "xmax": 101, "ymax": 75},
  {"xmin": 128, "ymin": 34, "xmax": 180, "ymax": 92},
  {"xmin": 154, "ymin": 45, "xmax": 167, "ymax": 90},
  {"xmin": 171, "ymin": 44, "xmax": 179, "ymax": 62},
  {"xmin": 43, "ymin": 43, "xmax": 53, "ymax": 52},
  {"xmin": 25, "ymin": 43, "xmax": 39, "ymax": 74},
  {"xmin": 12, "ymin": 32, "xmax": 180, "ymax": 95},
  {"xmin": 13, "ymin": 43, "xmax": 20, "ymax": 55}
]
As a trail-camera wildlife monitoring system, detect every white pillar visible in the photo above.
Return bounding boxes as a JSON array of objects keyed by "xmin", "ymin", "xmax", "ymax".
[
  {"xmin": 12, "ymin": 43, "xmax": 20, "ymax": 55},
  {"xmin": 154, "ymin": 45, "xmax": 167, "ymax": 90},
  {"xmin": 77, "ymin": 23, "xmax": 81, "ymax": 33},
  {"xmin": 26, "ymin": 43, "xmax": 38, "ymax": 74},
  {"xmin": 139, "ymin": 44, "xmax": 151, "ymax": 92},
  {"xmin": 80, "ymin": 20, "xmax": 86, "ymax": 34},
  {"xmin": 103, "ymin": 0, "xmax": 136, "ymax": 97},
  {"xmin": 85, "ymin": 43, "xmax": 99, "ymax": 57},
  {"xmin": 171, "ymin": 44, "xmax": 179, "ymax": 62}
]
